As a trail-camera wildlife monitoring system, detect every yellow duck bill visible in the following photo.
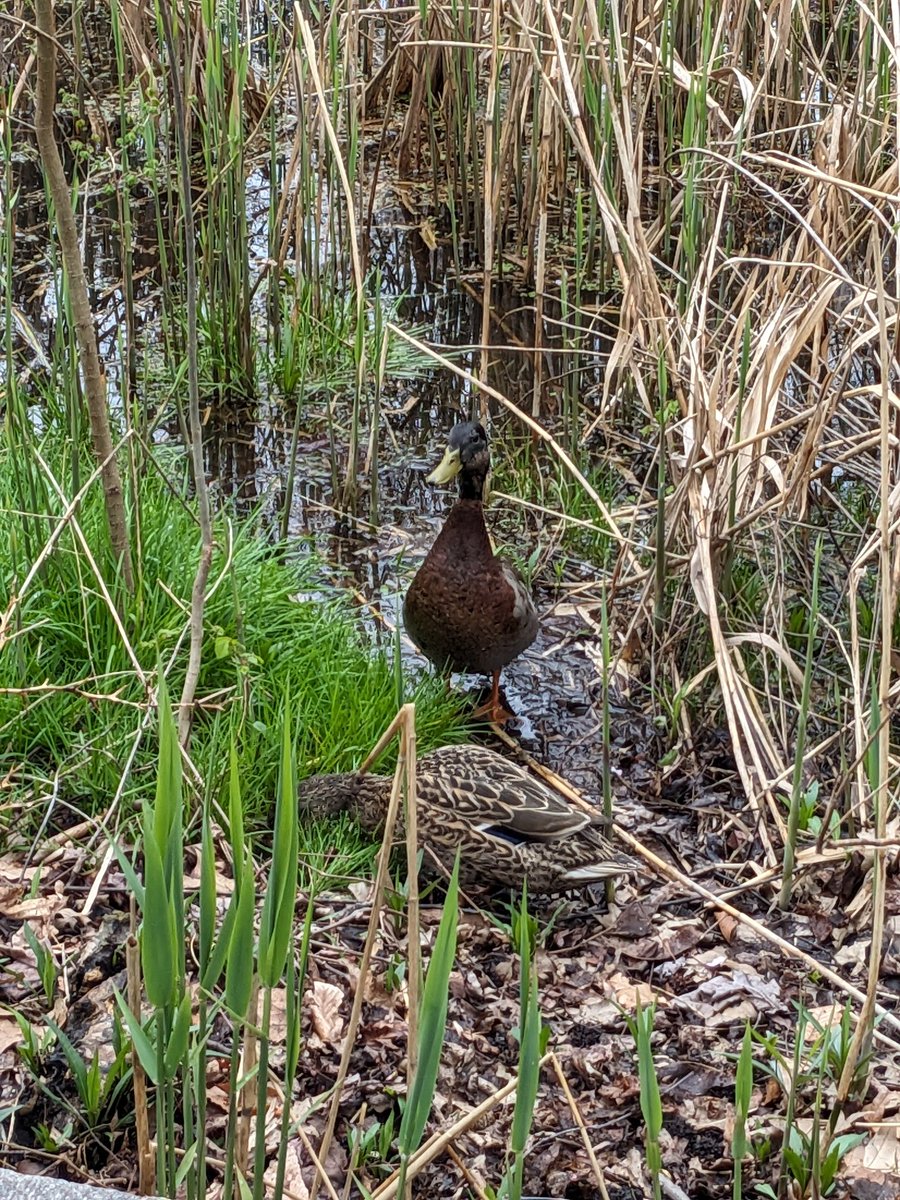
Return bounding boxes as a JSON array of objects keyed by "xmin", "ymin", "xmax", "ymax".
[{"xmin": 427, "ymin": 445, "xmax": 462, "ymax": 484}]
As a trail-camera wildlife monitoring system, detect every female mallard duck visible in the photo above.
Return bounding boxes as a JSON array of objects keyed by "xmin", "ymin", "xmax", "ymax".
[
  {"xmin": 300, "ymin": 745, "xmax": 633, "ymax": 893},
  {"xmin": 403, "ymin": 422, "xmax": 539, "ymax": 723}
]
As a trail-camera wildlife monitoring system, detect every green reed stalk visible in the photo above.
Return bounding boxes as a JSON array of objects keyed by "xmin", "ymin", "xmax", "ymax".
[
  {"xmin": 219, "ymin": 745, "xmax": 256, "ymax": 1200},
  {"xmin": 559, "ymin": 269, "xmax": 575, "ymax": 451},
  {"xmin": 654, "ymin": 351, "xmax": 668, "ymax": 645},
  {"xmin": 2, "ymin": 122, "xmax": 47, "ymax": 571},
  {"xmin": 109, "ymin": 0, "xmax": 137, "ymax": 408},
  {"xmin": 280, "ymin": 344, "xmax": 309, "ymax": 541},
  {"xmin": 678, "ymin": 0, "xmax": 713, "ymax": 301},
  {"xmin": 627, "ymin": 998, "xmax": 663, "ymax": 1200},
  {"xmin": 601, "ymin": 585, "xmax": 615, "ymax": 904},
  {"xmin": 395, "ymin": 855, "xmax": 460, "ymax": 1200},
  {"xmin": 732, "ymin": 1023, "xmax": 753, "ymax": 1199},
  {"xmin": 196, "ymin": 0, "xmax": 253, "ymax": 398},
  {"xmin": 369, "ymin": 283, "xmax": 387, "ymax": 527},
  {"xmin": 253, "ymin": 702, "xmax": 299, "ymax": 1199},
  {"xmin": 779, "ymin": 536, "xmax": 822, "ymax": 910},
  {"xmin": 115, "ymin": 675, "xmax": 188, "ymax": 1197},
  {"xmin": 498, "ymin": 890, "xmax": 543, "ymax": 1200},
  {"xmin": 194, "ymin": 795, "xmax": 220, "ymax": 1199},
  {"xmin": 572, "ymin": 197, "xmax": 588, "ymax": 422}
]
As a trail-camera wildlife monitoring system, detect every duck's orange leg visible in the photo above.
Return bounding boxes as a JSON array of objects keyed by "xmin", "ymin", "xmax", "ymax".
[{"xmin": 472, "ymin": 670, "xmax": 513, "ymax": 724}]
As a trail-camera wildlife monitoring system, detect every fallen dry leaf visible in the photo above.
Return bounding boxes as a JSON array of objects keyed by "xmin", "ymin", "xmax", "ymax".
[
  {"xmin": 715, "ymin": 911, "xmax": 738, "ymax": 942},
  {"xmin": 309, "ymin": 980, "xmax": 345, "ymax": 1046}
]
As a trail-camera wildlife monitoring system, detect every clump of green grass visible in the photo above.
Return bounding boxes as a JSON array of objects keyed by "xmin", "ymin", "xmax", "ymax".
[{"xmin": 0, "ymin": 439, "xmax": 467, "ymax": 840}]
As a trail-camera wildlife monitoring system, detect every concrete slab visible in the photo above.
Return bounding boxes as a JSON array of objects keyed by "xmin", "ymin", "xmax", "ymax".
[{"xmin": 0, "ymin": 1169, "xmax": 161, "ymax": 1199}]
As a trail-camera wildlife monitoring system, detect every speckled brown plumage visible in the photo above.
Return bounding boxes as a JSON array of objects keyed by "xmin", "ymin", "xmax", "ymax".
[
  {"xmin": 403, "ymin": 423, "xmax": 538, "ymax": 719},
  {"xmin": 300, "ymin": 745, "xmax": 634, "ymax": 893}
]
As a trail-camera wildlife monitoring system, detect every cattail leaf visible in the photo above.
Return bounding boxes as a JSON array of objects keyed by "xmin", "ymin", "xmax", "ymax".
[
  {"xmin": 259, "ymin": 703, "xmax": 298, "ymax": 986},
  {"xmin": 228, "ymin": 741, "xmax": 245, "ymax": 867},
  {"xmin": 141, "ymin": 834, "xmax": 176, "ymax": 1008},
  {"xmin": 114, "ymin": 988, "xmax": 159, "ymax": 1084},
  {"xmin": 732, "ymin": 1022, "xmax": 753, "ymax": 1161},
  {"xmin": 164, "ymin": 991, "xmax": 192, "ymax": 1077},
  {"xmin": 225, "ymin": 856, "xmax": 257, "ymax": 1020},
  {"xmin": 199, "ymin": 800, "xmax": 216, "ymax": 974},
  {"xmin": 635, "ymin": 999, "xmax": 662, "ymax": 1138},
  {"xmin": 510, "ymin": 969, "xmax": 541, "ymax": 1154},
  {"xmin": 398, "ymin": 852, "xmax": 460, "ymax": 1158}
]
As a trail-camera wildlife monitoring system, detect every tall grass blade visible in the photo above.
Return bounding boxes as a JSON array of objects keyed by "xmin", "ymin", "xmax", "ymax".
[{"xmin": 395, "ymin": 852, "xmax": 461, "ymax": 1195}]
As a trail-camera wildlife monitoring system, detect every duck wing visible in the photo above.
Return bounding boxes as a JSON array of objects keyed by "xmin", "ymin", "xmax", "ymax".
[{"xmin": 418, "ymin": 745, "xmax": 594, "ymax": 843}]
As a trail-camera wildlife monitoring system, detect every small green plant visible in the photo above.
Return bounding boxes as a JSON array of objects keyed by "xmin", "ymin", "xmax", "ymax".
[
  {"xmin": 385, "ymin": 952, "xmax": 407, "ymax": 993},
  {"xmin": 796, "ymin": 781, "xmax": 820, "ymax": 833},
  {"xmin": 347, "ymin": 1110, "xmax": 397, "ymax": 1181},
  {"xmin": 13, "ymin": 1012, "xmax": 55, "ymax": 1074},
  {"xmin": 490, "ymin": 894, "xmax": 564, "ymax": 952},
  {"xmin": 756, "ymin": 1125, "xmax": 864, "ymax": 1199},
  {"xmin": 33, "ymin": 1121, "xmax": 65, "ymax": 1153},
  {"xmin": 44, "ymin": 1015, "xmax": 132, "ymax": 1129},
  {"xmin": 22, "ymin": 922, "xmax": 58, "ymax": 1005},
  {"xmin": 394, "ymin": 853, "xmax": 461, "ymax": 1198},
  {"xmin": 492, "ymin": 887, "xmax": 549, "ymax": 1200},
  {"xmin": 752, "ymin": 1005, "xmax": 867, "ymax": 1197},
  {"xmin": 808, "ymin": 1003, "xmax": 855, "ymax": 1082},
  {"xmin": 625, "ymin": 997, "xmax": 663, "ymax": 1200},
  {"xmin": 732, "ymin": 1022, "xmax": 754, "ymax": 1200}
]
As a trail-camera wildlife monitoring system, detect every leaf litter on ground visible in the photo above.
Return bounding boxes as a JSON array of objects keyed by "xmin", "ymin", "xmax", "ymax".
[{"xmin": 2, "ymin": 724, "xmax": 900, "ymax": 1200}]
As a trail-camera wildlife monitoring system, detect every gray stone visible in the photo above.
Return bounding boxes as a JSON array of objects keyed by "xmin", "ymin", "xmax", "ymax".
[{"xmin": 0, "ymin": 1168, "xmax": 162, "ymax": 1199}]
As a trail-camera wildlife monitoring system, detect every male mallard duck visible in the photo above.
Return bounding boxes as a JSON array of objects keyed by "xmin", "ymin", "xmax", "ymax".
[
  {"xmin": 300, "ymin": 745, "xmax": 634, "ymax": 893},
  {"xmin": 403, "ymin": 422, "xmax": 539, "ymax": 723}
]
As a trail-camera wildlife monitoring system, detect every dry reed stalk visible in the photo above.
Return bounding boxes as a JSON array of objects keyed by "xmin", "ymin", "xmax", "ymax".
[
  {"xmin": 33, "ymin": 0, "xmax": 134, "ymax": 592},
  {"xmin": 830, "ymin": 239, "xmax": 895, "ymax": 1118},
  {"xmin": 369, "ymin": 1059, "xmax": 551, "ymax": 1200},
  {"xmin": 298, "ymin": 1125, "xmax": 343, "ymax": 1200},
  {"xmin": 445, "ymin": 1144, "xmax": 492, "ymax": 1200},
  {"xmin": 236, "ymin": 978, "xmax": 260, "ymax": 1190},
  {"xmin": 549, "ymin": 1052, "xmax": 612, "ymax": 1200},
  {"xmin": 309, "ymin": 704, "xmax": 419, "ymax": 1200},
  {"xmin": 640, "ymin": 85, "xmax": 900, "ymax": 853},
  {"xmin": 126, "ymin": 933, "xmax": 155, "ymax": 1196},
  {"xmin": 479, "ymin": 0, "xmax": 500, "ymax": 396}
]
